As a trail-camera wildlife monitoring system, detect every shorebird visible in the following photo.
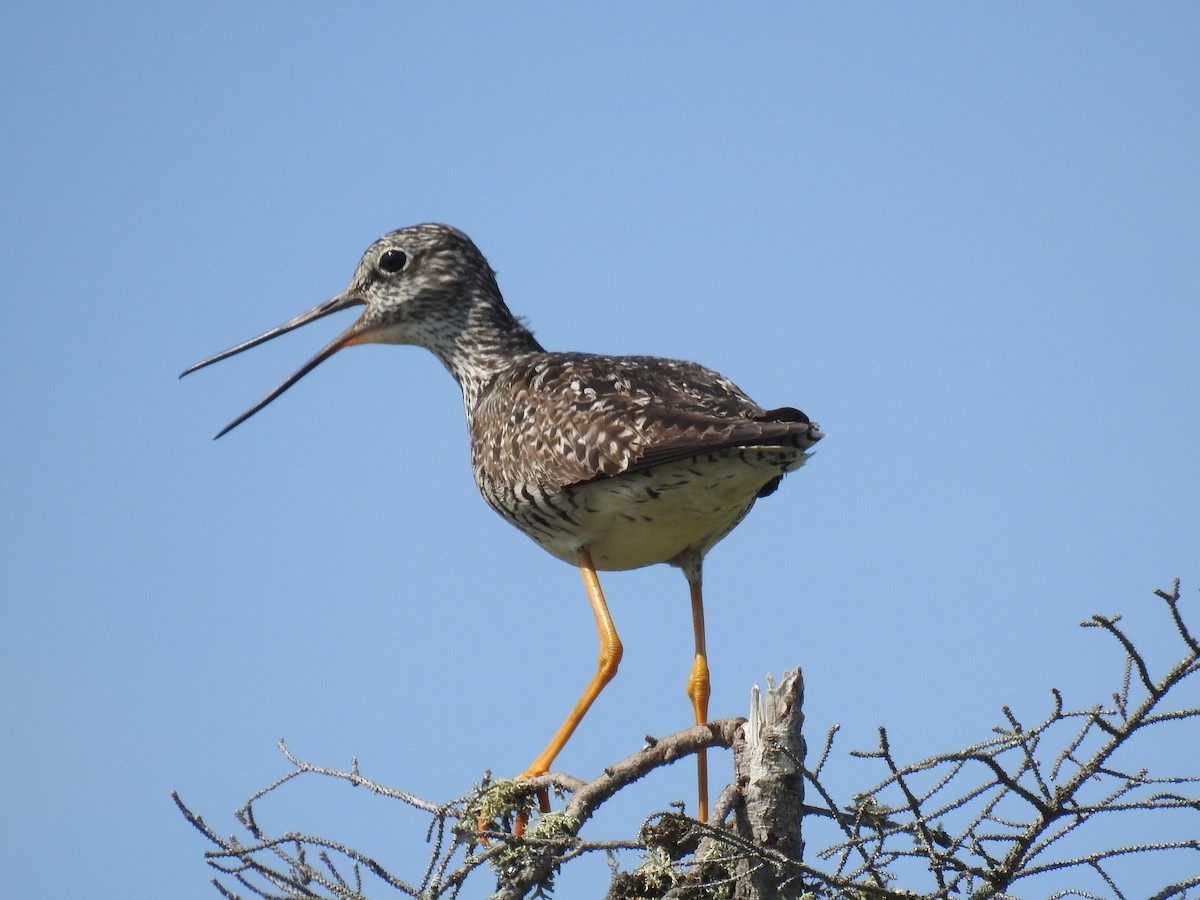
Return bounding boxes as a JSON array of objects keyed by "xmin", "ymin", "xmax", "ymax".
[{"xmin": 182, "ymin": 223, "xmax": 823, "ymax": 822}]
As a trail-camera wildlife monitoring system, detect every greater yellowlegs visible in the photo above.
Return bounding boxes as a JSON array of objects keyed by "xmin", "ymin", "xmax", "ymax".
[{"xmin": 182, "ymin": 223, "xmax": 824, "ymax": 822}]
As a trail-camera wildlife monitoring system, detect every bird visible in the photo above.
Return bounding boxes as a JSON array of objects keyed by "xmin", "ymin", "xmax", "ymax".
[{"xmin": 181, "ymin": 223, "xmax": 823, "ymax": 824}]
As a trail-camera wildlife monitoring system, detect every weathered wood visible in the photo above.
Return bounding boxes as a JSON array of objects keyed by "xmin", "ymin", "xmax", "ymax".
[{"xmin": 731, "ymin": 668, "xmax": 806, "ymax": 900}]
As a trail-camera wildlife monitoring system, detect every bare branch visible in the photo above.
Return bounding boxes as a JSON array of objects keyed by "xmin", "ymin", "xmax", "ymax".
[{"xmin": 176, "ymin": 580, "xmax": 1200, "ymax": 899}]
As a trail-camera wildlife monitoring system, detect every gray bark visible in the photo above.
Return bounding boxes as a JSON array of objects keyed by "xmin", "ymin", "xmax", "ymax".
[{"xmin": 731, "ymin": 668, "xmax": 806, "ymax": 900}]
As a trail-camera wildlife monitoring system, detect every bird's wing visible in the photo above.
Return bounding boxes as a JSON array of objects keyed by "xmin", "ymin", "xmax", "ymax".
[
  {"xmin": 479, "ymin": 354, "xmax": 821, "ymax": 491},
  {"xmin": 622, "ymin": 405, "xmax": 820, "ymax": 475}
]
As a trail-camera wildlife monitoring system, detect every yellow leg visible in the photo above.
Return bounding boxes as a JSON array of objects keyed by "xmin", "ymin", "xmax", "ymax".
[
  {"xmin": 480, "ymin": 551, "xmax": 622, "ymax": 839},
  {"xmin": 519, "ymin": 548, "xmax": 624, "ymax": 786},
  {"xmin": 686, "ymin": 572, "xmax": 710, "ymax": 822}
]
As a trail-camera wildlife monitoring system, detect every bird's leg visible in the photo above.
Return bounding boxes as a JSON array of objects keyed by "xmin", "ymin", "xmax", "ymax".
[
  {"xmin": 517, "ymin": 548, "xmax": 623, "ymax": 816},
  {"xmin": 686, "ymin": 567, "xmax": 710, "ymax": 823}
]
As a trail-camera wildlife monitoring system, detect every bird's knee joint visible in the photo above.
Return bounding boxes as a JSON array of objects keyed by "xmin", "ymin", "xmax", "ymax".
[{"xmin": 599, "ymin": 637, "xmax": 623, "ymax": 675}]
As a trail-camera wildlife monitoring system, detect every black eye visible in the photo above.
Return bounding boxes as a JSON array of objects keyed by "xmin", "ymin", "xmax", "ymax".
[{"xmin": 379, "ymin": 249, "xmax": 408, "ymax": 273}]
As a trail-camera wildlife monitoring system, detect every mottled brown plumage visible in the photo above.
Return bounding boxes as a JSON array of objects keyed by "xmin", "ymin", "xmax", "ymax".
[
  {"xmin": 469, "ymin": 352, "xmax": 819, "ymax": 575},
  {"xmin": 181, "ymin": 223, "xmax": 823, "ymax": 824}
]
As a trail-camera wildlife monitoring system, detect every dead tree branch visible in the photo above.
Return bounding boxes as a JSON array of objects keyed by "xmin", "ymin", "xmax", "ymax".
[{"xmin": 176, "ymin": 579, "xmax": 1200, "ymax": 899}]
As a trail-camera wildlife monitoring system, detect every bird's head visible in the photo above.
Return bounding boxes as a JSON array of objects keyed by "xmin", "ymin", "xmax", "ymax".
[{"xmin": 181, "ymin": 223, "xmax": 512, "ymax": 437}]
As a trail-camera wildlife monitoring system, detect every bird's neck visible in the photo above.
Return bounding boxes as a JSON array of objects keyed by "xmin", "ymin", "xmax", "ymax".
[{"xmin": 433, "ymin": 292, "xmax": 544, "ymax": 410}]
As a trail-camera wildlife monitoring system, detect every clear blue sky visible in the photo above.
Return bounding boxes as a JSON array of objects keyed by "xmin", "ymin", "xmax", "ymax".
[{"xmin": 2, "ymin": 4, "xmax": 1197, "ymax": 897}]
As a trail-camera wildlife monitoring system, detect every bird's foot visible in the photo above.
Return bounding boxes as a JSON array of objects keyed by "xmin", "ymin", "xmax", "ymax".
[
  {"xmin": 474, "ymin": 776, "xmax": 546, "ymax": 842},
  {"xmin": 510, "ymin": 766, "xmax": 552, "ymax": 837}
]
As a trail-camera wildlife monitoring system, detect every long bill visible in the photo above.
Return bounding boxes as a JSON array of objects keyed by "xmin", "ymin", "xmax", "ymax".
[{"xmin": 180, "ymin": 291, "xmax": 367, "ymax": 439}]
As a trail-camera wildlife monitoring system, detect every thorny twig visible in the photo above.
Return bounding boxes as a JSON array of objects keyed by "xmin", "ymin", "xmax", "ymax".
[{"xmin": 177, "ymin": 581, "xmax": 1200, "ymax": 899}]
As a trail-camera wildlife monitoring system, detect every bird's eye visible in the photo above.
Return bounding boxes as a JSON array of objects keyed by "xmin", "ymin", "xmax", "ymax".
[{"xmin": 379, "ymin": 249, "xmax": 408, "ymax": 273}]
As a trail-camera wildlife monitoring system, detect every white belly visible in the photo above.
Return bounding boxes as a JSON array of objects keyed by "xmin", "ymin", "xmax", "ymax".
[{"xmin": 527, "ymin": 445, "xmax": 810, "ymax": 571}]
